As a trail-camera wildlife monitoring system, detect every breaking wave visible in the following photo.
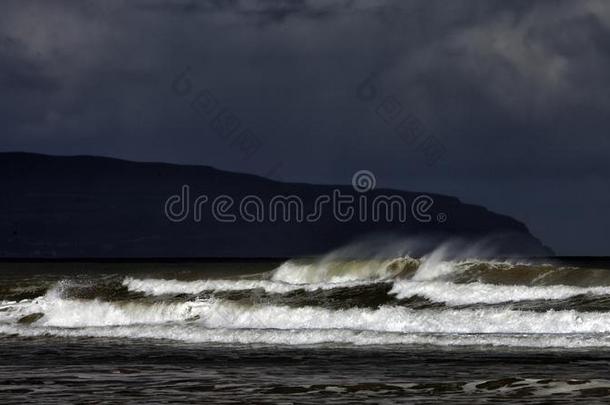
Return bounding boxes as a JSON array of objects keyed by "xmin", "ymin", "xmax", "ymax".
[{"xmin": 2, "ymin": 248, "xmax": 610, "ymax": 348}]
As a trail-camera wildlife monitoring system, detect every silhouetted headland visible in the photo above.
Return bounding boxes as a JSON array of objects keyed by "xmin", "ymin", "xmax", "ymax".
[{"xmin": 0, "ymin": 152, "xmax": 553, "ymax": 258}]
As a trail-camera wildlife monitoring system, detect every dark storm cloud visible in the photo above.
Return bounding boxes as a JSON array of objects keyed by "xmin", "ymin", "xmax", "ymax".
[
  {"xmin": 1, "ymin": 0, "xmax": 609, "ymax": 254},
  {"xmin": 136, "ymin": 0, "xmax": 334, "ymax": 20}
]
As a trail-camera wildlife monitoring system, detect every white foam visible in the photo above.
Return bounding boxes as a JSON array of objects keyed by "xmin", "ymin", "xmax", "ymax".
[
  {"xmin": 9, "ymin": 292, "xmax": 610, "ymax": 335},
  {"xmin": 122, "ymin": 276, "xmax": 376, "ymax": 296},
  {"xmin": 389, "ymin": 280, "xmax": 610, "ymax": 305},
  {"xmin": 0, "ymin": 289, "xmax": 195, "ymax": 327},
  {"xmin": 411, "ymin": 246, "xmax": 457, "ymax": 281},
  {"xmin": 8, "ymin": 274, "xmax": 610, "ymax": 349},
  {"xmin": 122, "ymin": 257, "xmax": 550, "ymax": 299},
  {"xmin": 7, "ymin": 291, "xmax": 610, "ymax": 348},
  {"xmin": 124, "ymin": 271, "xmax": 610, "ymax": 307},
  {"xmin": 270, "ymin": 258, "xmax": 413, "ymax": 284},
  {"xmin": 186, "ymin": 300, "xmax": 610, "ymax": 334},
  {"xmin": 2, "ymin": 323, "xmax": 610, "ymax": 348}
]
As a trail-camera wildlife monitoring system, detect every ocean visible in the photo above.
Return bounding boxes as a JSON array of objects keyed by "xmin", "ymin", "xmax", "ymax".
[{"xmin": 3, "ymin": 256, "xmax": 610, "ymax": 403}]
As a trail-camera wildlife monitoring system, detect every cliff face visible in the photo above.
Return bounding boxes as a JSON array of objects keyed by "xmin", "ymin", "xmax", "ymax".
[{"xmin": 0, "ymin": 152, "xmax": 553, "ymax": 258}]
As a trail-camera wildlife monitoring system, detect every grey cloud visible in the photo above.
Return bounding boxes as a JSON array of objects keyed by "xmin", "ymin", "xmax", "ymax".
[{"xmin": 1, "ymin": 0, "xmax": 609, "ymax": 254}]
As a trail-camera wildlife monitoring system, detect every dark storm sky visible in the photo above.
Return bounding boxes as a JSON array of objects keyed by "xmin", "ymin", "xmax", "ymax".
[{"xmin": 1, "ymin": 0, "xmax": 609, "ymax": 255}]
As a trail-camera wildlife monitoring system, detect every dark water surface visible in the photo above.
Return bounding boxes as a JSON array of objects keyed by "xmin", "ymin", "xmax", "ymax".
[
  {"xmin": 3, "ymin": 258, "xmax": 610, "ymax": 403},
  {"xmin": 3, "ymin": 337, "xmax": 610, "ymax": 404}
]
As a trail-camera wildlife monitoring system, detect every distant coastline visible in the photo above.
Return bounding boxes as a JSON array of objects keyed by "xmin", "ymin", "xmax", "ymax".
[{"xmin": 0, "ymin": 152, "xmax": 554, "ymax": 258}]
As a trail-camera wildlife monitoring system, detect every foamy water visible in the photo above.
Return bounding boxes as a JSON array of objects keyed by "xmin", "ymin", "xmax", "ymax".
[{"xmin": 2, "ymin": 254, "xmax": 610, "ymax": 349}]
